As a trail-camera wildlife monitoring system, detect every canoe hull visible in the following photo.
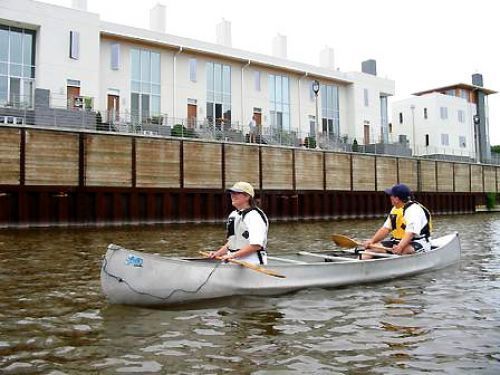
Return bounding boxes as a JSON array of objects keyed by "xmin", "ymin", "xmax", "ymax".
[{"xmin": 100, "ymin": 233, "xmax": 461, "ymax": 306}]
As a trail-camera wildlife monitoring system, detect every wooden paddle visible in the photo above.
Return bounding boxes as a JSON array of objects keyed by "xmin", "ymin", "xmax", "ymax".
[
  {"xmin": 331, "ymin": 234, "xmax": 393, "ymax": 252},
  {"xmin": 198, "ymin": 251, "xmax": 286, "ymax": 279}
]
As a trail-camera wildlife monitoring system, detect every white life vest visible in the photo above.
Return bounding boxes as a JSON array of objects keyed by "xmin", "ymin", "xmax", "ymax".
[{"xmin": 226, "ymin": 207, "xmax": 269, "ymax": 265}]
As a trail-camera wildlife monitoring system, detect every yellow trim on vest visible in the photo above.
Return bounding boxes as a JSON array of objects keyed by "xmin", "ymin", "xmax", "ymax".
[{"xmin": 389, "ymin": 206, "xmax": 405, "ymax": 240}]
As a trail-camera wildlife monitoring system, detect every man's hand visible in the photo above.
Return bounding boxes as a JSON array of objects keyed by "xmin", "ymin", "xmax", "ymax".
[
  {"xmin": 392, "ymin": 244, "xmax": 404, "ymax": 254},
  {"xmin": 363, "ymin": 240, "xmax": 374, "ymax": 249}
]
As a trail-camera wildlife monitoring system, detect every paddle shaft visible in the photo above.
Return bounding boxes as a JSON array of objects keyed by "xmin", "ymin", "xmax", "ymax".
[
  {"xmin": 331, "ymin": 234, "xmax": 393, "ymax": 252},
  {"xmin": 198, "ymin": 251, "xmax": 285, "ymax": 279}
]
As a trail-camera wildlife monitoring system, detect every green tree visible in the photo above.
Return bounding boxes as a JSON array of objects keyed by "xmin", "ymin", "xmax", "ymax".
[{"xmin": 491, "ymin": 145, "xmax": 500, "ymax": 154}]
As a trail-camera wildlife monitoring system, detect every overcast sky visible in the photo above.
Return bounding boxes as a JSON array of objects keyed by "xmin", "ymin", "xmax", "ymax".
[{"xmin": 44, "ymin": 0, "xmax": 500, "ymax": 144}]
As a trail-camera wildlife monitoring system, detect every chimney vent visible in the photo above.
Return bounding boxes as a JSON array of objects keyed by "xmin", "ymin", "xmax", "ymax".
[
  {"xmin": 150, "ymin": 3, "xmax": 166, "ymax": 33},
  {"xmin": 361, "ymin": 59, "xmax": 377, "ymax": 76},
  {"xmin": 272, "ymin": 34, "xmax": 287, "ymax": 59},
  {"xmin": 216, "ymin": 19, "xmax": 232, "ymax": 47},
  {"xmin": 320, "ymin": 46, "xmax": 335, "ymax": 70}
]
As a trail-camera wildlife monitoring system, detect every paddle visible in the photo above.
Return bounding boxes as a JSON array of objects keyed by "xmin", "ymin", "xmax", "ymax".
[
  {"xmin": 331, "ymin": 234, "xmax": 392, "ymax": 252},
  {"xmin": 198, "ymin": 251, "xmax": 286, "ymax": 279}
]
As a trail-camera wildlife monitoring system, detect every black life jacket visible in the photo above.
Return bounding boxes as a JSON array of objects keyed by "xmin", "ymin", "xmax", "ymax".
[{"xmin": 401, "ymin": 201, "xmax": 432, "ymax": 239}]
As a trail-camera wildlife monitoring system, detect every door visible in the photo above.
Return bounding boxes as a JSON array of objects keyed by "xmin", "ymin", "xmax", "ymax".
[
  {"xmin": 187, "ymin": 104, "xmax": 197, "ymax": 128},
  {"xmin": 364, "ymin": 124, "xmax": 370, "ymax": 145},
  {"xmin": 67, "ymin": 86, "xmax": 80, "ymax": 110},
  {"xmin": 253, "ymin": 112, "xmax": 262, "ymax": 126},
  {"xmin": 107, "ymin": 95, "xmax": 120, "ymax": 123}
]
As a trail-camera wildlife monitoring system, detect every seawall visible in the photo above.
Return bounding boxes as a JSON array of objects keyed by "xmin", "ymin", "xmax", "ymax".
[{"xmin": 0, "ymin": 125, "xmax": 497, "ymax": 227}]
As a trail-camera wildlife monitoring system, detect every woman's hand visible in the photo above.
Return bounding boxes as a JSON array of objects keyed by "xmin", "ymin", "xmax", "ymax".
[
  {"xmin": 208, "ymin": 245, "xmax": 228, "ymax": 259},
  {"xmin": 219, "ymin": 252, "xmax": 235, "ymax": 262}
]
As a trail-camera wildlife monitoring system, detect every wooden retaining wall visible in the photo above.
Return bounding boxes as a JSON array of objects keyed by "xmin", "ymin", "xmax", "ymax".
[{"xmin": 0, "ymin": 126, "xmax": 496, "ymax": 226}]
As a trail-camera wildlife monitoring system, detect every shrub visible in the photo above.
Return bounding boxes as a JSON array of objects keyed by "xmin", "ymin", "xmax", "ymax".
[
  {"xmin": 486, "ymin": 192, "xmax": 497, "ymax": 210},
  {"xmin": 171, "ymin": 124, "xmax": 196, "ymax": 138}
]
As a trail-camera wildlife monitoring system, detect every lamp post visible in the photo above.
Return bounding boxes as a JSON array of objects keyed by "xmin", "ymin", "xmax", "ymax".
[
  {"xmin": 312, "ymin": 79, "xmax": 320, "ymax": 149},
  {"xmin": 410, "ymin": 104, "xmax": 416, "ymax": 156}
]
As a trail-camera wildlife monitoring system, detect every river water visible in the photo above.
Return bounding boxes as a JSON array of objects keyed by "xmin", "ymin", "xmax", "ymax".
[{"xmin": 1, "ymin": 214, "xmax": 500, "ymax": 374}]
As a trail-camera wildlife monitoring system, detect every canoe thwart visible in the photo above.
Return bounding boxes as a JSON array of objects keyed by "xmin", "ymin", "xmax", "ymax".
[
  {"xmin": 298, "ymin": 251, "xmax": 356, "ymax": 262},
  {"xmin": 267, "ymin": 256, "xmax": 307, "ymax": 264}
]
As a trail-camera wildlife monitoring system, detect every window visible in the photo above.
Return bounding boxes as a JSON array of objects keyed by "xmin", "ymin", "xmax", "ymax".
[
  {"xmin": 111, "ymin": 43, "xmax": 120, "ymax": 70},
  {"xmin": 441, "ymin": 133, "xmax": 449, "ymax": 146},
  {"xmin": 130, "ymin": 48, "xmax": 161, "ymax": 123},
  {"xmin": 458, "ymin": 110, "xmax": 465, "ymax": 123},
  {"xmin": 69, "ymin": 31, "xmax": 79, "ymax": 59},
  {"xmin": 189, "ymin": 58, "xmax": 197, "ymax": 82},
  {"xmin": 364, "ymin": 88, "xmax": 369, "ymax": 106},
  {"xmin": 425, "ymin": 134, "xmax": 430, "ymax": 147},
  {"xmin": 269, "ymin": 74, "xmax": 290, "ymax": 132},
  {"xmin": 379, "ymin": 96, "xmax": 388, "ymax": 143},
  {"xmin": 321, "ymin": 84, "xmax": 340, "ymax": 137},
  {"xmin": 399, "ymin": 112, "xmax": 403, "ymax": 124},
  {"xmin": 254, "ymin": 70, "xmax": 261, "ymax": 91},
  {"xmin": 424, "ymin": 107, "xmax": 428, "ymax": 119},
  {"xmin": 440, "ymin": 106, "xmax": 448, "ymax": 120},
  {"xmin": 459, "ymin": 89, "xmax": 469, "ymax": 100},
  {"xmin": 206, "ymin": 61, "xmax": 231, "ymax": 125},
  {"xmin": 0, "ymin": 25, "xmax": 36, "ymax": 107},
  {"xmin": 459, "ymin": 136, "xmax": 466, "ymax": 148},
  {"xmin": 445, "ymin": 89, "xmax": 455, "ymax": 96}
]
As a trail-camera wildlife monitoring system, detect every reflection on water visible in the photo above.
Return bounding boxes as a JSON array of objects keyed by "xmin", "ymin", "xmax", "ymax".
[{"xmin": 1, "ymin": 214, "xmax": 500, "ymax": 373}]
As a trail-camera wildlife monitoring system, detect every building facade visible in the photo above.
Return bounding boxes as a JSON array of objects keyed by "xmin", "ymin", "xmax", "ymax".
[
  {"xmin": 1, "ymin": 0, "xmax": 394, "ymax": 147},
  {"xmin": 391, "ymin": 79, "xmax": 496, "ymax": 162}
]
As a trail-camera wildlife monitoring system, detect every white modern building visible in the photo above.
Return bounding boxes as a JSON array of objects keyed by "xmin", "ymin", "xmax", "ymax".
[
  {"xmin": 0, "ymin": 0, "xmax": 395, "ymax": 147},
  {"xmin": 391, "ymin": 79, "xmax": 496, "ymax": 162}
]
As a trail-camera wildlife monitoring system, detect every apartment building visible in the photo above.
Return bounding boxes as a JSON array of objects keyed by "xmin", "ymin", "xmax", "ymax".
[{"xmin": 0, "ymin": 0, "xmax": 394, "ymax": 146}]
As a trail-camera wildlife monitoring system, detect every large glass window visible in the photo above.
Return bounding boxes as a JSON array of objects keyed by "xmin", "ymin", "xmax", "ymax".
[
  {"xmin": 320, "ymin": 84, "xmax": 340, "ymax": 138},
  {"xmin": 269, "ymin": 74, "xmax": 290, "ymax": 132},
  {"xmin": 0, "ymin": 25, "xmax": 36, "ymax": 107},
  {"xmin": 206, "ymin": 62, "xmax": 231, "ymax": 126},
  {"xmin": 130, "ymin": 48, "xmax": 161, "ymax": 123}
]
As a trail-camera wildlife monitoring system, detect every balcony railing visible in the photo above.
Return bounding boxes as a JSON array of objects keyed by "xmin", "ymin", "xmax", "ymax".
[{"xmin": 1, "ymin": 99, "xmax": 496, "ymax": 164}]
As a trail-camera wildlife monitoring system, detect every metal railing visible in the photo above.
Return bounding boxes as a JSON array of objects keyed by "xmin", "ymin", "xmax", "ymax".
[{"xmin": 2, "ymin": 100, "xmax": 498, "ymax": 164}]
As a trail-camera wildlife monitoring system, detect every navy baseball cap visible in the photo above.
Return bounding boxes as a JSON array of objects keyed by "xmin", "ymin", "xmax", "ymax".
[{"xmin": 384, "ymin": 184, "xmax": 411, "ymax": 200}]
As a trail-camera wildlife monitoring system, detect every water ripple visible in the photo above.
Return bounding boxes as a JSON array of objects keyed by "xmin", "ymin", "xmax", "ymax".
[{"xmin": 1, "ymin": 215, "xmax": 500, "ymax": 373}]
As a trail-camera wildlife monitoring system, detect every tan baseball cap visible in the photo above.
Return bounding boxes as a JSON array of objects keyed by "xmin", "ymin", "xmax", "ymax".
[{"xmin": 227, "ymin": 181, "xmax": 255, "ymax": 198}]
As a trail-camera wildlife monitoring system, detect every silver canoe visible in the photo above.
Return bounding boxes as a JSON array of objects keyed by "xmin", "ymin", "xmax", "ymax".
[{"xmin": 100, "ymin": 232, "xmax": 461, "ymax": 307}]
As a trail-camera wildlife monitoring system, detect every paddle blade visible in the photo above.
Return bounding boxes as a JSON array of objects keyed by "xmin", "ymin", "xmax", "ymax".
[{"xmin": 331, "ymin": 234, "xmax": 361, "ymax": 248}]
